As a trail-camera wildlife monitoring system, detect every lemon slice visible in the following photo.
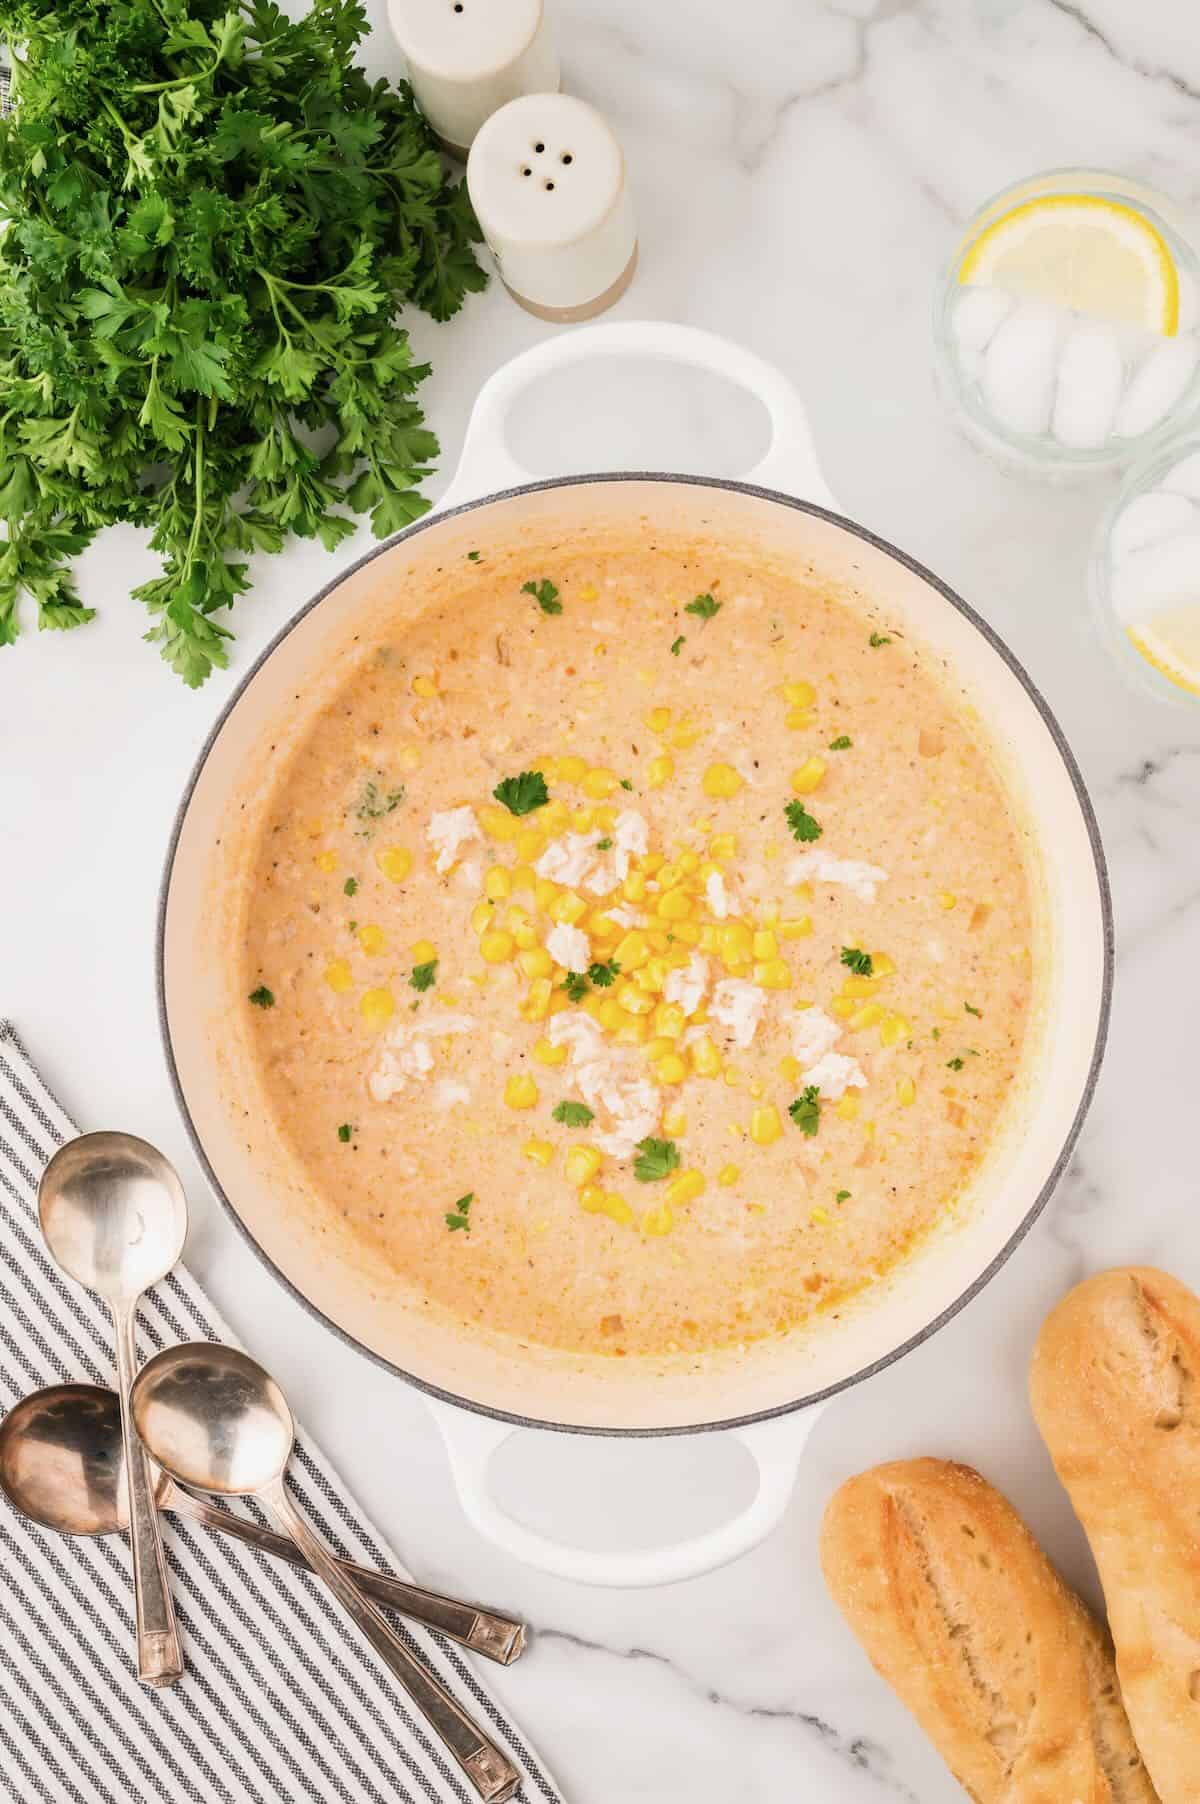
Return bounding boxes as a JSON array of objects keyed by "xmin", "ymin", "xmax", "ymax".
[
  {"xmin": 960, "ymin": 194, "xmax": 1179, "ymax": 336},
  {"xmin": 1128, "ymin": 606, "xmax": 1200, "ymax": 696}
]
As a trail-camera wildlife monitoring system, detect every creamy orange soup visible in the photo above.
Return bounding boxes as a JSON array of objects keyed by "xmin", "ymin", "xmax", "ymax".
[{"xmin": 241, "ymin": 546, "xmax": 1034, "ymax": 1359}]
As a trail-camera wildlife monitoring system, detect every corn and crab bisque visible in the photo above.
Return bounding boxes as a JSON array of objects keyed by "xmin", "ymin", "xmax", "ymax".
[{"xmin": 242, "ymin": 549, "xmax": 1034, "ymax": 1361}]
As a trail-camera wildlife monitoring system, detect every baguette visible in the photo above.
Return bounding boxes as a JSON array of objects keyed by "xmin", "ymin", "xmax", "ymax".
[
  {"xmin": 820, "ymin": 1458, "xmax": 1157, "ymax": 1803},
  {"xmin": 1030, "ymin": 1266, "xmax": 1200, "ymax": 1804}
]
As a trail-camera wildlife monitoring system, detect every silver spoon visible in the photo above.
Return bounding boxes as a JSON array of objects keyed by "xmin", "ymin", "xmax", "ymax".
[
  {"xmin": 131, "ymin": 1343, "xmax": 522, "ymax": 1802},
  {"xmin": 38, "ymin": 1133, "xmax": 187, "ymax": 1687},
  {"xmin": 0, "ymin": 1384, "xmax": 525, "ymax": 1664}
]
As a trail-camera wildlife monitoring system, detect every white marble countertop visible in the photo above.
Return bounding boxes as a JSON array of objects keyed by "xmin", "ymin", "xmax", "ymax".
[{"xmin": 7, "ymin": 2, "xmax": 1200, "ymax": 1797}]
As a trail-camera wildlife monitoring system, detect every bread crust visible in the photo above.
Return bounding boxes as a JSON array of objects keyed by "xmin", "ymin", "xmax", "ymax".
[
  {"xmin": 820, "ymin": 1457, "xmax": 1157, "ymax": 1803},
  {"xmin": 1030, "ymin": 1266, "xmax": 1200, "ymax": 1804}
]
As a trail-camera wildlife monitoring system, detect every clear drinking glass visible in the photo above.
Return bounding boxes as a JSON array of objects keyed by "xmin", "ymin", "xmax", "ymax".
[{"xmin": 933, "ymin": 169, "xmax": 1200, "ymax": 478}]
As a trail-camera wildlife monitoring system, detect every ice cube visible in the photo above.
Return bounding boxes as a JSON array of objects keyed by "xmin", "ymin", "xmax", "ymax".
[
  {"xmin": 1051, "ymin": 322, "xmax": 1124, "ymax": 449},
  {"xmin": 952, "ymin": 285, "xmax": 1014, "ymax": 355},
  {"xmin": 1161, "ymin": 449, "xmax": 1200, "ymax": 501},
  {"xmin": 1110, "ymin": 490, "xmax": 1197, "ymax": 563},
  {"xmin": 981, "ymin": 305, "xmax": 1061, "ymax": 437},
  {"xmin": 1111, "ymin": 531, "xmax": 1200, "ymax": 623},
  {"xmin": 1115, "ymin": 335, "xmax": 1200, "ymax": 439}
]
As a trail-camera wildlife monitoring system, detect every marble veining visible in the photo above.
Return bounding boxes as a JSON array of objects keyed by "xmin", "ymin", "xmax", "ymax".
[{"xmin": 5, "ymin": 1, "xmax": 1200, "ymax": 1798}]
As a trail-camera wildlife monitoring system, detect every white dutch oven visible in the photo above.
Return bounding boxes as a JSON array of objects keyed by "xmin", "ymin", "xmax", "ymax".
[{"xmin": 159, "ymin": 322, "xmax": 1112, "ymax": 1587}]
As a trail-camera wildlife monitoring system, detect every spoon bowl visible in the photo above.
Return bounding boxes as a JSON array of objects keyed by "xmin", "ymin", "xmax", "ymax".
[
  {"xmin": 0, "ymin": 1384, "xmax": 149, "ymax": 1536},
  {"xmin": 132, "ymin": 1343, "xmax": 294, "ymax": 1497},
  {"xmin": 38, "ymin": 1132, "xmax": 188, "ymax": 1301}
]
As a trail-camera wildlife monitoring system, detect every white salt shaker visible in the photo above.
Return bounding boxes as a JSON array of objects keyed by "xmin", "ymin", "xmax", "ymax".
[
  {"xmin": 467, "ymin": 94, "xmax": 637, "ymax": 321},
  {"xmin": 388, "ymin": 0, "xmax": 559, "ymax": 158}
]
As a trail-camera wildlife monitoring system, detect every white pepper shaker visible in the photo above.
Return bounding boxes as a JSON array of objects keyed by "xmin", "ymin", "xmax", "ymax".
[
  {"xmin": 388, "ymin": 0, "xmax": 560, "ymax": 158},
  {"xmin": 467, "ymin": 94, "xmax": 637, "ymax": 322}
]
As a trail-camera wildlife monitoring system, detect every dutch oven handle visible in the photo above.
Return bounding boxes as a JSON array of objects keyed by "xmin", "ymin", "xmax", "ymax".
[
  {"xmin": 427, "ymin": 1400, "xmax": 828, "ymax": 1588},
  {"xmin": 436, "ymin": 320, "xmax": 838, "ymax": 512}
]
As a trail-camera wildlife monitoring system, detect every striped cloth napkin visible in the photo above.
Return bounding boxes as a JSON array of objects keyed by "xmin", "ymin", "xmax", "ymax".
[{"xmin": 0, "ymin": 1022, "xmax": 564, "ymax": 1804}]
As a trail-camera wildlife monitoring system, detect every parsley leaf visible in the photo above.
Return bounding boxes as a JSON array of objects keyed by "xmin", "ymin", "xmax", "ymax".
[
  {"xmin": 445, "ymin": 1193, "xmax": 474, "ymax": 1233},
  {"xmin": 685, "ymin": 593, "xmax": 721, "ymax": 622},
  {"xmin": 596, "ymin": 837, "xmax": 613, "ymax": 851},
  {"xmin": 356, "ymin": 781, "xmax": 404, "ymax": 823},
  {"xmin": 467, "ymin": 550, "xmax": 481, "ymax": 562},
  {"xmin": 563, "ymin": 972, "xmax": 590, "ymax": 1003},
  {"xmin": 587, "ymin": 959, "xmax": 620, "ymax": 988},
  {"xmin": 410, "ymin": 960, "xmax": 437, "ymax": 992},
  {"xmin": 788, "ymin": 1086, "xmax": 821, "ymax": 1136},
  {"xmin": 829, "ymin": 735, "xmax": 853, "ymax": 750},
  {"xmin": 964, "ymin": 1001, "xmax": 982, "ymax": 1017},
  {"xmin": 493, "ymin": 770, "xmax": 549, "ymax": 816},
  {"xmin": 869, "ymin": 632, "xmax": 892, "ymax": 648},
  {"xmin": 946, "ymin": 1056, "xmax": 964, "ymax": 1071},
  {"xmin": 522, "ymin": 578, "xmax": 562, "ymax": 615},
  {"xmin": 337, "ymin": 1123, "xmax": 353, "ymax": 1143},
  {"xmin": 670, "ymin": 635, "xmax": 685, "ymax": 656},
  {"xmin": 784, "ymin": 800, "xmax": 822, "ymax": 842},
  {"xmin": 619, "ymin": 778, "xmax": 634, "ymax": 791},
  {"xmin": 553, "ymin": 1101, "xmax": 594, "ymax": 1128},
  {"xmin": 633, "ymin": 1138, "xmax": 680, "ymax": 1182},
  {"xmin": 248, "ymin": 985, "xmax": 275, "ymax": 1008},
  {"xmin": 343, "ymin": 876, "xmax": 358, "ymax": 897},
  {"xmin": 835, "ymin": 1189, "xmax": 850, "ymax": 1203},
  {"xmin": 840, "ymin": 947, "xmax": 873, "ymax": 976}
]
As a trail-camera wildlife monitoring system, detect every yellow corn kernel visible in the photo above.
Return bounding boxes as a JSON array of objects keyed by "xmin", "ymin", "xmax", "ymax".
[
  {"xmin": 505, "ymin": 904, "xmax": 531, "ymax": 932},
  {"xmin": 836, "ymin": 1095, "xmax": 861, "ymax": 1121},
  {"xmin": 579, "ymin": 1183, "xmax": 606, "ymax": 1213},
  {"xmin": 397, "ymin": 744, "xmax": 422, "ymax": 772},
  {"xmin": 653, "ymin": 1001, "xmax": 686, "ymax": 1039},
  {"xmin": 778, "ymin": 1055, "xmax": 801, "ymax": 1085},
  {"xmin": 781, "ymin": 679, "xmax": 816, "ymax": 708},
  {"xmin": 840, "ymin": 975, "xmax": 879, "ymax": 999},
  {"xmin": 565, "ymin": 1145, "xmax": 603, "ymax": 1187},
  {"xmin": 656, "ymin": 888, "xmax": 692, "ymax": 922},
  {"xmin": 754, "ymin": 959, "xmax": 792, "ymax": 990},
  {"xmin": 375, "ymin": 845, "xmax": 413, "ymax": 883},
  {"xmin": 324, "ymin": 958, "xmax": 353, "ymax": 994},
  {"xmin": 665, "ymin": 1168, "xmax": 706, "ymax": 1208},
  {"xmin": 531, "ymin": 757, "xmax": 558, "ymax": 782},
  {"xmin": 598, "ymin": 998, "xmax": 624, "ymax": 1033},
  {"xmin": 547, "ymin": 890, "xmax": 585, "ymax": 927},
  {"xmin": 314, "ymin": 849, "xmax": 338, "ymax": 873},
  {"xmin": 938, "ymin": 891, "xmax": 957, "ymax": 911},
  {"xmin": 689, "ymin": 1035, "xmax": 722, "ymax": 1078},
  {"xmin": 616, "ymin": 873, "xmax": 645, "ymax": 909},
  {"xmin": 790, "ymin": 756, "xmax": 826, "ymax": 795},
  {"xmin": 784, "ymin": 706, "xmax": 811, "ymax": 731},
  {"xmin": 692, "ymin": 817, "xmax": 713, "ymax": 835},
  {"xmin": 360, "ymin": 986, "xmax": 394, "ymax": 1027},
  {"xmin": 513, "ymin": 923, "xmax": 538, "ymax": 950},
  {"xmin": 708, "ymin": 833, "xmax": 736, "ymax": 862},
  {"xmin": 600, "ymin": 1192, "xmax": 634, "ymax": 1226},
  {"xmin": 879, "ymin": 1013, "xmax": 910, "ymax": 1048},
  {"xmin": 588, "ymin": 911, "xmax": 618, "ymax": 940},
  {"xmin": 613, "ymin": 930, "xmax": 648, "ymax": 972},
  {"xmin": 749, "ymin": 1105, "xmax": 783, "ymax": 1146},
  {"xmin": 655, "ymin": 1052, "xmax": 687, "ymax": 1085},
  {"xmin": 872, "ymin": 951, "xmax": 896, "ymax": 977},
  {"xmin": 514, "ymin": 827, "xmax": 544, "ymax": 863},
  {"xmin": 569, "ymin": 808, "xmax": 595, "ymax": 833},
  {"xmin": 810, "ymin": 1206, "xmax": 831, "ymax": 1226},
  {"xmin": 663, "ymin": 1106, "xmax": 687, "ymax": 1136},
  {"xmin": 752, "ymin": 930, "xmax": 779, "ymax": 960},
  {"xmin": 671, "ymin": 920, "xmax": 699, "ymax": 946},
  {"xmin": 896, "ymin": 1075, "xmax": 917, "ymax": 1107},
  {"xmin": 669, "ymin": 716, "xmax": 702, "ymax": 749},
  {"xmin": 479, "ymin": 930, "xmax": 515, "ymax": 964},
  {"xmin": 645, "ymin": 1035, "xmax": 676, "ymax": 1062},
  {"xmin": 541, "ymin": 799, "xmax": 569, "ymax": 832},
  {"xmin": 793, "ymin": 880, "xmax": 814, "ymax": 901},
  {"xmin": 640, "ymin": 852, "xmax": 666, "ymax": 875},
  {"xmin": 849, "ymin": 1001, "xmax": 885, "ymax": 1030},
  {"xmin": 778, "ymin": 915, "xmax": 812, "ymax": 941},
  {"xmin": 407, "ymin": 940, "xmax": 435, "ymax": 967},
  {"xmin": 479, "ymin": 804, "xmax": 519, "ymax": 842},
  {"xmin": 582, "ymin": 766, "xmax": 618, "ymax": 799},
  {"xmin": 411, "ymin": 674, "xmax": 438, "ymax": 698},
  {"xmin": 510, "ymin": 862, "xmax": 536, "ymax": 892},
  {"xmin": 594, "ymin": 807, "xmax": 616, "ymax": 831},
  {"xmin": 717, "ymin": 1163, "xmax": 741, "ymax": 1187},
  {"xmin": 702, "ymin": 761, "xmax": 743, "ymax": 799},
  {"xmin": 552, "ymin": 753, "xmax": 583, "ymax": 784},
  {"xmin": 749, "ymin": 1080, "xmax": 765, "ymax": 1100},
  {"xmin": 519, "ymin": 946, "xmax": 553, "ymax": 979},
  {"xmin": 646, "ymin": 754, "xmax": 675, "ymax": 790},
  {"xmin": 657, "ymin": 862, "xmax": 680, "ymax": 889},
  {"xmin": 521, "ymin": 977, "xmax": 553, "ymax": 1021},
  {"xmin": 532, "ymin": 1037, "xmax": 567, "ymax": 1067},
  {"xmin": 614, "ymin": 1016, "xmax": 649, "ymax": 1046},
  {"xmin": 504, "ymin": 1073, "xmax": 539, "ymax": 1110},
  {"xmin": 523, "ymin": 1138, "xmax": 554, "ymax": 1167},
  {"xmin": 646, "ymin": 705, "xmax": 672, "ymax": 734},
  {"xmin": 640, "ymin": 1203, "xmax": 673, "ymax": 1236},
  {"xmin": 831, "ymin": 996, "xmax": 856, "ymax": 1020},
  {"xmin": 530, "ymin": 879, "xmax": 556, "ymax": 915},
  {"xmin": 357, "ymin": 923, "xmax": 386, "ymax": 956},
  {"xmin": 717, "ymin": 922, "xmax": 753, "ymax": 964}
]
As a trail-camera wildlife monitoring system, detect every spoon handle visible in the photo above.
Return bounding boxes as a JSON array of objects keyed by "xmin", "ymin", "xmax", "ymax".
[
  {"xmin": 165, "ymin": 1485, "xmax": 525, "ymax": 1663},
  {"xmin": 265, "ymin": 1482, "xmax": 521, "ymax": 1802},
  {"xmin": 112, "ymin": 1304, "xmax": 184, "ymax": 1687}
]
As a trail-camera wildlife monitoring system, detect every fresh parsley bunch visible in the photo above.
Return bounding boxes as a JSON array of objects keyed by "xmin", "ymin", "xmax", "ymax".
[{"xmin": 0, "ymin": 0, "xmax": 486, "ymax": 683}]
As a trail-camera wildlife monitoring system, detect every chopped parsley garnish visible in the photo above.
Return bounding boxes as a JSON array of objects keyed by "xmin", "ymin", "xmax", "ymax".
[
  {"xmin": 784, "ymin": 800, "xmax": 822, "ymax": 843},
  {"xmin": 410, "ymin": 960, "xmax": 438, "ymax": 992},
  {"xmin": 840, "ymin": 947, "xmax": 873, "ymax": 976},
  {"xmin": 343, "ymin": 876, "xmax": 358, "ymax": 897},
  {"xmin": 670, "ymin": 635, "xmax": 685, "ymax": 656},
  {"xmin": 633, "ymin": 1138, "xmax": 680, "ymax": 1182},
  {"xmin": 553, "ymin": 1101, "xmax": 594, "ymax": 1128},
  {"xmin": 789, "ymin": 1086, "xmax": 821, "ymax": 1136},
  {"xmin": 356, "ymin": 780, "xmax": 404, "ymax": 822},
  {"xmin": 685, "ymin": 592, "xmax": 721, "ymax": 622},
  {"xmin": 248, "ymin": 985, "xmax": 275, "ymax": 1008},
  {"xmin": 522, "ymin": 578, "xmax": 562, "ymax": 615},
  {"xmin": 619, "ymin": 777, "xmax": 634, "ymax": 791},
  {"xmin": 964, "ymin": 1001, "xmax": 982, "ymax": 1017},
  {"xmin": 467, "ymin": 550, "xmax": 481, "ymax": 562},
  {"xmin": 869, "ymin": 631, "xmax": 892, "ymax": 648},
  {"xmin": 829, "ymin": 735, "xmax": 853, "ymax": 751},
  {"xmin": 337, "ymin": 1123, "xmax": 353, "ymax": 1143},
  {"xmin": 835, "ymin": 1189, "xmax": 850, "ymax": 1204},
  {"xmin": 445, "ymin": 1193, "xmax": 473, "ymax": 1233},
  {"xmin": 596, "ymin": 837, "xmax": 613, "ymax": 851},
  {"xmin": 946, "ymin": 1056, "xmax": 965, "ymax": 1071},
  {"xmin": 563, "ymin": 972, "xmax": 590, "ymax": 1002},
  {"xmin": 493, "ymin": 770, "xmax": 549, "ymax": 816},
  {"xmin": 588, "ymin": 959, "xmax": 620, "ymax": 988},
  {"xmin": 931, "ymin": 1026, "xmax": 941, "ymax": 1040}
]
